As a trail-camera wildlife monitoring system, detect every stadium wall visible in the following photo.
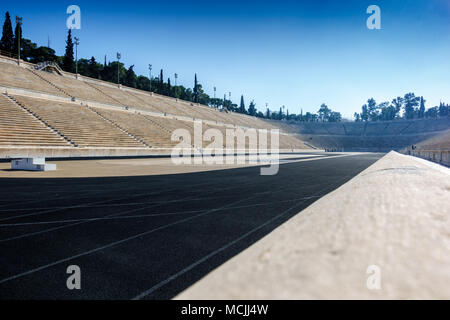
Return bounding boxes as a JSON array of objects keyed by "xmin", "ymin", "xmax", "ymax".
[{"xmin": 272, "ymin": 118, "xmax": 450, "ymax": 152}]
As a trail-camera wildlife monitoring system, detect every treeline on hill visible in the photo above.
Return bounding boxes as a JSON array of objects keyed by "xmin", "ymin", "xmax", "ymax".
[
  {"xmin": 354, "ymin": 94, "xmax": 449, "ymax": 122},
  {"xmin": 0, "ymin": 11, "xmax": 448, "ymax": 123}
]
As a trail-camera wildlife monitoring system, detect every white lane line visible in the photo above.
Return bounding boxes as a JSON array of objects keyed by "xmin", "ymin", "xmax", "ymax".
[
  {"xmin": 0, "ymin": 194, "xmax": 233, "ymax": 213},
  {"xmin": 0, "ymin": 196, "xmax": 322, "ymax": 227},
  {"xmin": 0, "ymin": 180, "xmax": 218, "ymax": 221},
  {"xmin": 0, "ymin": 180, "xmax": 260, "ymax": 242},
  {"xmin": 0, "ymin": 178, "xmax": 326, "ymax": 242},
  {"xmin": 0, "ymin": 195, "xmax": 144, "ymax": 222},
  {"xmin": 0, "ymin": 192, "xmax": 265, "ymax": 284},
  {"xmin": 0, "ymin": 195, "xmax": 196, "ymax": 243}
]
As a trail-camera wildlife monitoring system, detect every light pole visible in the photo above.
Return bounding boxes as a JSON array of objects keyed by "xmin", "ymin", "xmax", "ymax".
[
  {"xmin": 148, "ymin": 64, "xmax": 152, "ymax": 91},
  {"xmin": 214, "ymin": 87, "xmax": 216, "ymax": 99},
  {"xmin": 117, "ymin": 52, "xmax": 121, "ymax": 86},
  {"xmin": 15, "ymin": 16, "xmax": 22, "ymax": 63},
  {"xmin": 174, "ymin": 73, "xmax": 178, "ymax": 98},
  {"xmin": 74, "ymin": 37, "xmax": 80, "ymax": 77}
]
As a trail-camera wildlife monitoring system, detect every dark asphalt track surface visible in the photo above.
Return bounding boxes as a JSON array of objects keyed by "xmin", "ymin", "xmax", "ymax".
[{"xmin": 0, "ymin": 153, "xmax": 384, "ymax": 300}]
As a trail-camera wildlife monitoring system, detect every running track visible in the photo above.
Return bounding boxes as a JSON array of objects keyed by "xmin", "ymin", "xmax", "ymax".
[{"xmin": 0, "ymin": 153, "xmax": 383, "ymax": 299}]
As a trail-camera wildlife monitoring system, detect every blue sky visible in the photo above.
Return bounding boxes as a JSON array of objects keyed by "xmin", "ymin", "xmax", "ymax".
[{"xmin": 2, "ymin": 0, "xmax": 450, "ymax": 118}]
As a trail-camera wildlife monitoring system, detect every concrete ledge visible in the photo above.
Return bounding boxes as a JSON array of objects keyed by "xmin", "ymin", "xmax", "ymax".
[
  {"xmin": 176, "ymin": 151, "xmax": 450, "ymax": 300},
  {"xmin": 0, "ymin": 147, "xmax": 315, "ymax": 159},
  {"xmin": 0, "ymin": 147, "xmax": 165, "ymax": 159}
]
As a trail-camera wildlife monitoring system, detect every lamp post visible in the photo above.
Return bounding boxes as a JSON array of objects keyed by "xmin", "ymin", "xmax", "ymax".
[
  {"xmin": 174, "ymin": 73, "xmax": 178, "ymax": 98},
  {"xmin": 15, "ymin": 16, "xmax": 22, "ymax": 63},
  {"xmin": 148, "ymin": 64, "xmax": 152, "ymax": 92},
  {"xmin": 116, "ymin": 52, "xmax": 121, "ymax": 86},
  {"xmin": 74, "ymin": 37, "xmax": 80, "ymax": 77}
]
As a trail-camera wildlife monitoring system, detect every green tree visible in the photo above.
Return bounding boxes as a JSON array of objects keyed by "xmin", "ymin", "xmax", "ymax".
[
  {"xmin": 28, "ymin": 46, "xmax": 57, "ymax": 63},
  {"xmin": 167, "ymin": 78, "xmax": 172, "ymax": 96},
  {"xmin": 248, "ymin": 100, "xmax": 257, "ymax": 116},
  {"xmin": 418, "ymin": 96, "xmax": 426, "ymax": 118},
  {"xmin": 379, "ymin": 102, "xmax": 396, "ymax": 121},
  {"xmin": 159, "ymin": 69, "xmax": 164, "ymax": 92},
  {"xmin": 62, "ymin": 29, "xmax": 74, "ymax": 72},
  {"xmin": 391, "ymin": 97, "xmax": 404, "ymax": 119},
  {"xmin": 425, "ymin": 106, "xmax": 438, "ymax": 118},
  {"xmin": 101, "ymin": 61, "xmax": 126, "ymax": 84},
  {"xmin": 88, "ymin": 56, "xmax": 102, "ymax": 79},
  {"xmin": 328, "ymin": 111, "xmax": 342, "ymax": 122},
  {"xmin": 21, "ymin": 38, "xmax": 37, "ymax": 61},
  {"xmin": 318, "ymin": 103, "xmax": 331, "ymax": 122},
  {"xmin": 361, "ymin": 104, "xmax": 369, "ymax": 122},
  {"xmin": 439, "ymin": 102, "xmax": 449, "ymax": 117},
  {"xmin": 403, "ymin": 93, "xmax": 420, "ymax": 119},
  {"xmin": 209, "ymin": 98, "xmax": 223, "ymax": 109},
  {"xmin": 239, "ymin": 95, "xmax": 246, "ymax": 114},
  {"xmin": 367, "ymin": 98, "xmax": 379, "ymax": 121},
  {"xmin": 0, "ymin": 12, "xmax": 14, "ymax": 53},
  {"xmin": 193, "ymin": 74, "xmax": 199, "ymax": 103},
  {"xmin": 124, "ymin": 65, "xmax": 137, "ymax": 88},
  {"xmin": 136, "ymin": 75, "xmax": 150, "ymax": 91}
]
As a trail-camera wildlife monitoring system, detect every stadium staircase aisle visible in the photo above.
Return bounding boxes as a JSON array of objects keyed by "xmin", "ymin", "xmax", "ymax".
[
  {"xmin": 26, "ymin": 69, "xmax": 74, "ymax": 99},
  {"xmin": 12, "ymin": 95, "xmax": 148, "ymax": 148},
  {"xmin": 86, "ymin": 107, "xmax": 152, "ymax": 148},
  {"xmin": 0, "ymin": 94, "xmax": 72, "ymax": 147},
  {"xmin": 91, "ymin": 107, "xmax": 180, "ymax": 148}
]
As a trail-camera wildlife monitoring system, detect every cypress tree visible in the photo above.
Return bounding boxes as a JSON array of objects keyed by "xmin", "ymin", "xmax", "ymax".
[
  {"xmin": 62, "ymin": 29, "xmax": 75, "ymax": 72},
  {"xmin": 193, "ymin": 74, "xmax": 198, "ymax": 103},
  {"xmin": 159, "ymin": 69, "xmax": 164, "ymax": 92},
  {"xmin": 0, "ymin": 12, "xmax": 14, "ymax": 53},
  {"xmin": 239, "ymin": 95, "xmax": 246, "ymax": 114},
  {"xmin": 418, "ymin": 96, "xmax": 425, "ymax": 118},
  {"xmin": 167, "ymin": 78, "xmax": 171, "ymax": 97}
]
